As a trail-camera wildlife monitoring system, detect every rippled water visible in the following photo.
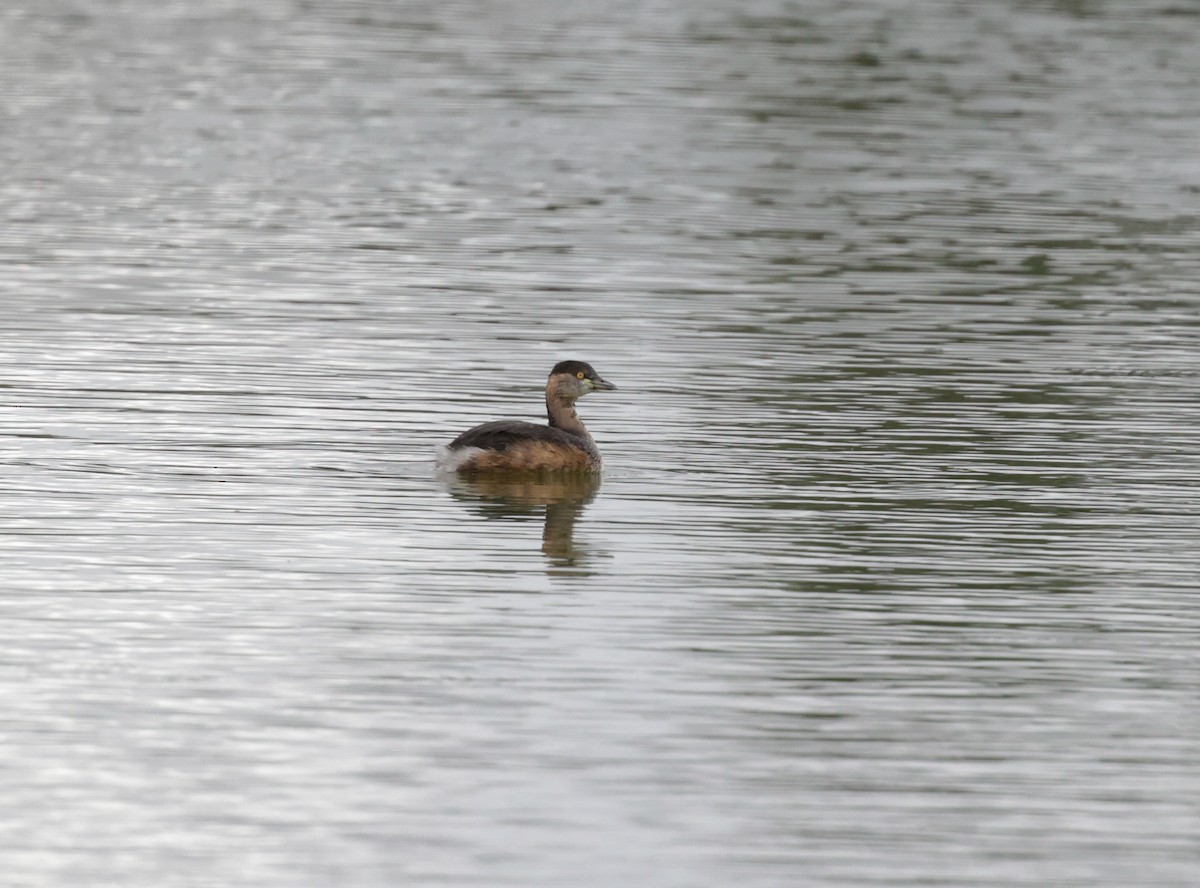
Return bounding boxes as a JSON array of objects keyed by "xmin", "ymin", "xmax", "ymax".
[{"xmin": 2, "ymin": 1, "xmax": 1199, "ymax": 885}]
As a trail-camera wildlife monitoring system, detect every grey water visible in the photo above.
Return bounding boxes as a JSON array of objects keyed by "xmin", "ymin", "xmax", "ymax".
[{"xmin": 2, "ymin": 1, "xmax": 1198, "ymax": 885}]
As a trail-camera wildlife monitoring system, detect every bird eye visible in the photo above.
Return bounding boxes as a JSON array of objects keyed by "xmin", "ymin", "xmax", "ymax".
[{"xmin": 576, "ymin": 371, "xmax": 585, "ymax": 379}]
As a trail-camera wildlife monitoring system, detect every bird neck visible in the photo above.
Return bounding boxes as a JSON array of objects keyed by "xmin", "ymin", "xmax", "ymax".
[{"xmin": 546, "ymin": 393, "xmax": 590, "ymax": 439}]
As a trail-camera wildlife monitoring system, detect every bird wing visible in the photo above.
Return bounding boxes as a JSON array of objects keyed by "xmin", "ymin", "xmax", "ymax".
[{"xmin": 448, "ymin": 421, "xmax": 582, "ymax": 452}]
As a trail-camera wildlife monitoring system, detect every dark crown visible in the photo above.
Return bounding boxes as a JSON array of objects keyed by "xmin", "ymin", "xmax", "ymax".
[{"xmin": 550, "ymin": 360, "xmax": 597, "ymax": 378}]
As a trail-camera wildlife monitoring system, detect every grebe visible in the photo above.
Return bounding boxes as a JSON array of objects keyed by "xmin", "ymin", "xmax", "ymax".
[{"xmin": 438, "ymin": 360, "xmax": 617, "ymax": 474}]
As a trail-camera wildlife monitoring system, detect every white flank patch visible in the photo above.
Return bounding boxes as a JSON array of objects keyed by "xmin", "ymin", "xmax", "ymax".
[{"xmin": 434, "ymin": 445, "xmax": 485, "ymax": 473}]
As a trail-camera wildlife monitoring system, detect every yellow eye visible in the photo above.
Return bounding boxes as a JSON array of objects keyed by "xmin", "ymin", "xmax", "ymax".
[{"xmin": 576, "ymin": 371, "xmax": 585, "ymax": 379}]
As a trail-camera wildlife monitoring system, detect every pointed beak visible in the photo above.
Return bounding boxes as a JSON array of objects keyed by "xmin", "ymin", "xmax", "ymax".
[{"xmin": 591, "ymin": 375, "xmax": 616, "ymax": 391}]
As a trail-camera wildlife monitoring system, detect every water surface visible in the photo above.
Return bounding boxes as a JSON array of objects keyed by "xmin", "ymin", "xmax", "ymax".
[{"xmin": 1, "ymin": 1, "xmax": 1198, "ymax": 886}]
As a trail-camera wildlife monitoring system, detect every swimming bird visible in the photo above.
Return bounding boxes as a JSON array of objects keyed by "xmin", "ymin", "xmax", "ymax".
[{"xmin": 438, "ymin": 360, "xmax": 617, "ymax": 474}]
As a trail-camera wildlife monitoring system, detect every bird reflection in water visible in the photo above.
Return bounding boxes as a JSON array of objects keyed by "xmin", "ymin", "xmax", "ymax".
[{"xmin": 443, "ymin": 473, "xmax": 604, "ymax": 573}]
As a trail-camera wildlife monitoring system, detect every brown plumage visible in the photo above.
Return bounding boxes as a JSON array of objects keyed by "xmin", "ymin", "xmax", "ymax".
[{"xmin": 439, "ymin": 360, "xmax": 617, "ymax": 474}]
